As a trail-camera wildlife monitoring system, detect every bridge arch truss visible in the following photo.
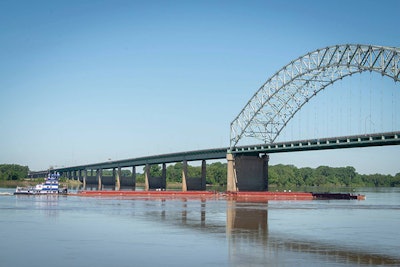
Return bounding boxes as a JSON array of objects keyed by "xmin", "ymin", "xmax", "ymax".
[{"xmin": 230, "ymin": 44, "xmax": 400, "ymax": 148}]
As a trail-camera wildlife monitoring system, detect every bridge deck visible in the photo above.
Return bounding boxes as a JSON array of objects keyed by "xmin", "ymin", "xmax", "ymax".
[
  {"xmin": 232, "ymin": 131, "xmax": 400, "ymax": 154},
  {"xmin": 52, "ymin": 131, "xmax": 399, "ymax": 173}
]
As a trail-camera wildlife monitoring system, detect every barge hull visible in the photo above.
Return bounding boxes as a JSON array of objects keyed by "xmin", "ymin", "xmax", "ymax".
[
  {"xmin": 75, "ymin": 190, "xmax": 216, "ymax": 200},
  {"xmin": 72, "ymin": 190, "xmax": 365, "ymax": 201}
]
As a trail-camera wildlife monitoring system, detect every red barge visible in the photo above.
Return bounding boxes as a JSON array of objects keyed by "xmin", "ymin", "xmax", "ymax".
[
  {"xmin": 75, "ymin": 190, "xmax": 216, "ymax": 199},
  {"xmin": 72, "ymin": 190, "xmax": 365, "ymax": 201}
]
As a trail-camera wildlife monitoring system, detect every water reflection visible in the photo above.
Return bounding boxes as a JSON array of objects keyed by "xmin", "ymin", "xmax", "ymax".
[
  {"xmin": 134, "ymin": 198, "xmax": 214, "ymax": 231},
  {"xmin": 226, "ymin": 201, "xmax": 268, "ymax": 244},
  {"xmin": 135, "ymin": 198, "xmax": 400, "ymax": 265},
  {"xmin": 15, "ymin": 195, "xmax": 60, "ymax": 218},
  {"xmin": 9, "ymin": 193, "xmax": 399, "ymax": 266},
  {"xmin": 181, "ymin": 199, "xmax": 206, "ymax": 227},
  {"xmin": 225, "ymin": 200, "xmax": 400, "ymax": 266}
]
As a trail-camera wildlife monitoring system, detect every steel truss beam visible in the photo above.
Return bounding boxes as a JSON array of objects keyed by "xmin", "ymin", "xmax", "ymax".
[{"xmin": 230, "ymin": 44, "xmax": 400, "ymax": 148}]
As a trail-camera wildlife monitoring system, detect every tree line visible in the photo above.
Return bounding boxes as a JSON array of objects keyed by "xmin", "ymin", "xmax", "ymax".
[
  {"xmin": 1, "ymin": 163, "xmax": 400, "ymax": 187},
  {"xmin": 132, "ymin": 163, "xmax": 400, "ymax": 187},
  {"xmin": 269, "ymin": 164, "xmax": 400, "ymax": 187},
  {"xmin": 133, "ymin": 162, "xmax": 227, "ymax": 185},
  {"xmin": 0, "ymin": 164, "xmax": 29, "ymax": 180}
]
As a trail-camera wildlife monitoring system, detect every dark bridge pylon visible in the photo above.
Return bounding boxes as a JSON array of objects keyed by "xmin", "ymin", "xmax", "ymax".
[{"xmin": 230, "ymin": 44, "xmax": 400, "ymax": 148}]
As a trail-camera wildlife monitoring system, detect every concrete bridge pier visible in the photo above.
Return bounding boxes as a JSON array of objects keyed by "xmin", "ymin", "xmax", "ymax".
[
  {"xmin": 182, "ymin": 161, "xmax": 187, "ymax": 192},
  {"xmin": 84, "ymin": 169, "xmax": 98, "ymax": 190},
  {"xmin": 182, "ymin": 160, "xmax": 207, "ymax": 191},
  {"xmin": 145, "ymin": 164, "xmax": 167, "ymax": 191},
  {"xmin": 227, "ymin": 153, "xmax": 237, "ymax": 192},
  {"xmin": 115, "ymin": 167, "xmax": 121, "ymax": 191},
  {"xmin": 227, "ymin": 153, "xmax": 269, "ymax": 192},
  {"xmin": 124, "ymin": 166, "xmax": 136, "ymax": 190},
  {"xmin": 97, "ymin": 169, "xmax": 102, "ymax": 190},
  {"xmin": 162, "ymin": 163, "xmax": 167, "ymax": 189},
  {"xmin": 132, "ymin": 166, "xmax": 137, "ymax": 189},
  {"xmin": 83, "ymin": 169, "xmax": 87, "ymax": 190}
]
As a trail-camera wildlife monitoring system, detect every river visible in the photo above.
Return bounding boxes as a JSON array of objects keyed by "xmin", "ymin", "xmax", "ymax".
[{"xmin": 0, "ymin": 187, "xmax": 399, "ymax": 266}]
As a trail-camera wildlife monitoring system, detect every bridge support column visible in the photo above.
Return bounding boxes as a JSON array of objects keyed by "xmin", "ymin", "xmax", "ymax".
[
  {"xmin": 182, "ymin": 160, "xmax": 188, "ymax": 192},
  {"xmin": 112, "ymin": 168, "xmax": 116, "ymax": 190},
  {"xmin": 145, "ymin": 164, "xmax": 150, "ymax": 191},
  {"xmin": 227, "ymin": 153, "xmax": 237, "ymax": 192},
  {"xmin": 115, "ymin": 167, "xmax": 121, "ymax": 191},
  {"xmin": 227, "ymin": 153, "xmax": 269, "ymax": 192},
  {"xmin": 161, "ymin": 163, "xmax": 167, "ymax": 190},
  {"xmin": 236, "ymin": 154, "xmax": 269, "ymax": 191},
  {"xmin": 97, "ymin": 169, "xmax": 102, "ymax": 190},
  {"xmin": 83, "ymin": 169, "xmax": 87, "ymax": 190},
  {"xmin": 201, "ymin": 160, "xmax": 206, "ymax": 190},
  {"xmin": 117, "ymin": 166, "xmax": 136, "ymax": 190},
  {"xmin": 144, "ymin": 164, "xmax": 166, "ymax": 191},
  {"xmin": 132, "ymin": 166, "xmax": 136, "ymax": 190},
  {"xmin": 181, "ymin": 160, "xmax": 206, "ymax": 191},
  {"xmin": 263, "ymin": 155, "xmax": 269, "ymax": 191}
]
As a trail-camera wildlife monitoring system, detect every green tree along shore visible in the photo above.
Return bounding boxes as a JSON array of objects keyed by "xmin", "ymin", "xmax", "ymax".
[
  {"xmin": 1, "ymin": 163, "xmax": 400, "ymax": 187},
  {"xmin": 269, "ymin": 165, "xmax": 400, "ymax": 187},
  {"xmin": 0, "ymin": 164, "xmax": 29, "ymax": 180}
]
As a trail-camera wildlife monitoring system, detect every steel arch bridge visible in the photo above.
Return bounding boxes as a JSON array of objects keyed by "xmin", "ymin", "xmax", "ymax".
[{"xmin": 230, "ymin": 44, "xmax": 400, "ymax": 148}]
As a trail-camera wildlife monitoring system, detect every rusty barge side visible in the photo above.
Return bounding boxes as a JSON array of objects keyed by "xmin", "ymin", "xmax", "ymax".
[{"xmin": 72, "ymin": 190, "xmax": 365, "ymax": 201}]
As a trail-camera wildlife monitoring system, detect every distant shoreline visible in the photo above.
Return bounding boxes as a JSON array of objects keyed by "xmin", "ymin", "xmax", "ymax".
[
  {"xmin": 0, "ymin": 179, "xmax": 82, "ymax": 188},
  {"xmin": 0, "ymin": 179, "xmax": 397, "ymax": 190}
]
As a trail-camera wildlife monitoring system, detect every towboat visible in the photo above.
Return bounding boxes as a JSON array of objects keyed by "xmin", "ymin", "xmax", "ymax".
[{"xmin": 14, "ymin": 172, "xmax": 67, "ymax": 195}]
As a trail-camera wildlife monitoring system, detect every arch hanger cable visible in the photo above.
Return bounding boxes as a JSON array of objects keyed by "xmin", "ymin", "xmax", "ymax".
[{"xmin": 230, "ymin": 44, "xmax": 400, "ymax": 149}]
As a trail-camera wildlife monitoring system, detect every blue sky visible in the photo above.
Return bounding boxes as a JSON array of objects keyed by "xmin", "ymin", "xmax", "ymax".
[{"xmin": 0, "ymin": 0, "xmax": 399, "ymax": 174}]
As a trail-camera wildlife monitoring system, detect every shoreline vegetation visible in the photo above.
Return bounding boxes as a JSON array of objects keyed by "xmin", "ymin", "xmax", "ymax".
[{"xmin": 1, "ymin": 163, "xmax": 399, "ymax": 189}]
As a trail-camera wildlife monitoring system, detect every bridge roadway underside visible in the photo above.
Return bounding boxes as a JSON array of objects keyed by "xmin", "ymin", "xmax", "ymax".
[{"xmin": 50, "ymin": 131, "xmax": 399, "ymax": 191}]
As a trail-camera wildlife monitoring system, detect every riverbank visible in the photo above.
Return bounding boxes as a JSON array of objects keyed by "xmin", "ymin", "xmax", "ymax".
[
  {"xmin": 0, "ymin": 180, "xmax": 39, "ymax": 188},
  {"xmin": 0, "ymin": 179, "xmax": 82, "ymax": 188}
]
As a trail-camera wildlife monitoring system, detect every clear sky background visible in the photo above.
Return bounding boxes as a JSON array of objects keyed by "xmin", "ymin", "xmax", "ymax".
[{"xmin": 0, "ymin": 0, "xmax": 399, "ymax": 174}]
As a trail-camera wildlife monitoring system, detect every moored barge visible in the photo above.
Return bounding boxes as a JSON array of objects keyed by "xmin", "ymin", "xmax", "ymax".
[
  {"xmin": 311, "ymin": 192, "xmax": 366, "ymax": 200},
  {"xmin": 72, "ymin": 190, "xmax": 365, "ymax": 201}
]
